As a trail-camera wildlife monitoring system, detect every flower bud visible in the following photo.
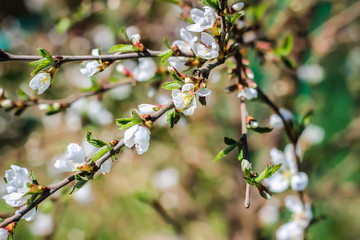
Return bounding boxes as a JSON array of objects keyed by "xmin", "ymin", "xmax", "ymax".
[
  {"xmin": 249, "ymin": 120, "xmax": 259, "ymax": 128},
  {"xmin": 38, "ymin": 104, "xmax": 50, "ymax": 111},
  {"xmin": 53, "ymin": 102, "xmax": 61, "ymax": 111},
  {"xmin": 241, "ymin": 159, "xmax": 252, "ymax": 171},
  {"xmin": 231, "ymin": 2, "xmax": 244, "ymax": 12}
]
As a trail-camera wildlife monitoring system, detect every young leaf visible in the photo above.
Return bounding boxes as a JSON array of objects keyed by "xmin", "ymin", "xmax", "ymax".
[
  {"xmin": 70, "ymin": 179, "xmax": 88, "ymax": 194},
  {"xmin": 275, "ymin": 34, "xmax": 294, "ymax": 57},
  {"xmin": 29, "ymin": 170, "xmax": 39, "ymax": 185},
  {"xmin": 163, "ymin": 37, "xmax": 171, "ymax": 49},
  {"xmin": 167, "ymin": 108, "xmax": 181, "ymax": 128},
  {"xmin": 108, "ymin": 44, "xmax": 138, "ymax": 53},
  {"xmin": 281, "ymin": 56, "xmax": 297, "ymax": 70},
  {"xmin": 121, "ymin": 26, "xmax": 131, "ymax": 43},
  {"xmin": 238, "ymin": 148, "xmax": 244, "ymax": 161},
  {"xmin": 116, "ymin": 118, "xmax": 143, "ymax": 130},
  {"xmin": 243, "ymin": 176, "xmax": 255, "ymax": 185},
  {"xmin": 224, "ymin": 137, "xmax": 237, "ymax": 145},
  {"xmin": 255, "ymin": 182, "xmax": 272, "ymax": 200},
  {"xmin": 29, "ymin": 58, "xmax": 56, "ymax": 75},
  {"xmin": 157, "ymin": 49, "xmax": 173, "ymax": 57},
  {"xmin": 170, "ymin": 71, "xmax": 183, "ymax": 82},
  {"xmin": 38, "ymin": 48, "xmax": 53, "ymax": 60},
  {"xmin": 249, "ymin": 126, "xmax": 273, "ymax": 133},
  {"xmin": 214, "ymin": 144, "xmax": 236, "ymax": 162},
  {"xmin": 255, "ymin": 164, "xmax": 282, "ymax": 183},
  {"xmin": 162, "ymin": 81, "xmax": 184, "ymax": 90},
  {"xmin": 86, "ymin": 132, "xmax": 107, "ymax": 148},
  {"xmin": 91, "ymin": 145, "xmax": 111, "ymax": 162}
]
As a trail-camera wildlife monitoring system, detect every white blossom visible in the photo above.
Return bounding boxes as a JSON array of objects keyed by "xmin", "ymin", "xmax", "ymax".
[
  {"xmin": 168, "ymin": 57, "xmax": 188, "ymax": 72},
  {"xmin": 133, "ymin": 58, "xmax": 157, "ymax": 82},
  {"xmin": 99, "ymin": 160, "xmax": 112, "ymax": 174},
  {"xmin": 130, "ymin": 33, "xmax": 141, "ymax": 43},
  {"xmin": 124, "ymin": 124, "xmax": 151, "ymax": 154},
  {"xmin": 300, "ymin": 124, "xmax": 325, "ymax": 145},
  {"xmin": 237, "ymin": 87, "xmax": 258, "ymax": 100},
  {"xmin": 29, "ymin": 72, "xmax": 51, "ymax": 94},
  {"xmin": 29, "ymin": 213, "xmax": 53, "ymax": 236},
  {"xmin": 297, "ymin": 64, "xmax": 324, "ymax": 84},
  {"xmin": 80, "ymin": 49, "xmax": 102, "ymax": 77},
  {"xmin": 192, "ymin": 32, "xmax": 219, "ymax": 59},
  {"xmin": 264, "ymin": 145, "xmax": 307, "ymax": 193},
  {"xmin": 258, "ymin": 198, "xmax": 280, "ymax": 224},
  {"xmin": 172, "ymin": 28, "xmax": 198, "ymax": 54},
  {"xmin": 269, "ymin": 108, "xmax": 293, "ymax": 129},
  {"xmin": 1, "ymin": 99, "xmax": 12, "ymax": 108},
  {"xmin": 186, "ymin": 7, "xmax": 216, "ymax": 32},
  {"xmin": 285, "ymin": 195, "xmax": 313, "ymax": 228},
  {"xmin": 2, "ymin": 165, "xmax": 31, "ymax": 207},
  {"xmin": 241, "ymin": 159, "xmax": 252, "ymax": 171},
  {"xmin": 138, "ymin": 104, "xmax": 158, "ymax": 115},
  {"xmin": 0, "ymin": 228, "xmax": 8, "ymax": 240},
  {"xmin": 54, "ymin": 143, "xmax": 111, "ymax": 174},
  {"xmin": 15, "ymin": 206, "xmax": 38, "ymax": 221},
  {"xmin": 80, "ymin": 61, "xmax": 102, "ymax": 77},
  {"xmin": 172, "ymin": 83, "xmax": 211, "ymax": 115},
  {"xmin": 73, "ymin": 183, "xmax": 93, "ymax": 204},
  {"xmin": 276, "ymin": 221, "xmax": 304, "ymax": 240},
  {"xmin": 232, "ymin": 2, "xmax": 244, "ymax": 12}
]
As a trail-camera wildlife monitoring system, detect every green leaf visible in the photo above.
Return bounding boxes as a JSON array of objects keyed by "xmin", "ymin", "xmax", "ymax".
[
  {"xmin": 224, "ymin": 137, "xmax": 237, "ymax": 145},
  {"xmin": 170, "ymin": 71, "xmax": 183, "ymax": 82},
  {"xmin": 199, "ymin": 0, "xmax": 221, "ymax": 10},
  {"xmin": 29, "ymin": 170, "xmax": 39, "ymax": 185},
  {"xmin": 157, "ymin": 49, "xmax": 173, "ymax": 57},
  {"xmin": 86, "ymin": 132, "xmax": 107, "ymax": 148},
  {"xmin": 255, "ymin": 182, "xmax": 272, "ymax": 200},
  {"xmin": 163, "ymin": 37, "xmax": 171, "ymax": 49},
  {"xmin": 230, "ymin": 13, "xmax": 242, "ymax": 24},
  {"xmin": 116, "ymin": 118, "xmax": 143, "ymax": 130},
  {"xmin": 243, "ymin": 176, "xmax": 255, "ymax": 185},
  {"xmin": 255, "ymin": 164, "xmax": 282, "ymax": 183},
  {"xmin": 214, "ymin": 144, "xmax": 236, "ymax": 162},
  {"xmin": 131, "ymin": 110, "xmax": 143, "ymax": 121},
  {"xmin": 162, "ymin": 81, "xmax": 184, "ymax": 90},
  {"xmin": 166, "ymin": 108, "xmax": 181, "ymax": 128},
  {"xmin": 108, "ymin": 44, "xmax": 138, "ymax": 53},
  {"xmin": 249, "ymin": 126, "xmax": 273, "ymax": 133},
  {"xmin": 91, "ymin": 145, "xmax": 111, "ymax": 162},
  {"xmin": 281, "ymin": 56, "xmax": 297, "ymax": 70},
  {"xmin": 238, "ymin": 149, "xmax": 244, "ymax": 161},
  {"xmin": 56, "ymin": 17, "xmax": 72, "ymax": 34},
  {"xmin": 121, "ymin": 26, "xmax": 131, "ymax": 43},
  {"xmin": 116, "ymin": 118, "xmax": 133, "ymax": 125},
  {"xmin": 70, "ymin": 179, "xmax": 88, "ymax": 194},
  {"xmin": 276, "ymin": 34, "xmax": 294, "ymax": 57},
  {"xmin": 298, "ymin": 110, "xmax": 313, "ymax": 134},
  {"xmin": 29, "ymin": 58, "xmax": 56, "ymax": 75},
  {"xmin": 38, "ymin": 48, "xmax": 53, "ymax": 60}
]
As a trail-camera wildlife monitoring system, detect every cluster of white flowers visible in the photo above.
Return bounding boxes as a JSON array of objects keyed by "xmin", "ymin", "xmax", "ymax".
[
  {"xmin": 276, "ymin": 195, "xmax": 312, "ymax": 240},
  {"xmin": 172, "ymin": 83, "xmax": 211, "ymax": 115},
  {"xmin": 117, "ymin": 58, "xmax": 157, "ymax": 82},
  {"xmin": 2, "ymin": 165, "xmax": 38, "ymax": 221},
  {"xmin": 264, "ymin": 145, "xmax": 308, "ymax": 193},
  {"xmin": 54, "ymin": 143, "xmax": 111, "ymax": 174}
]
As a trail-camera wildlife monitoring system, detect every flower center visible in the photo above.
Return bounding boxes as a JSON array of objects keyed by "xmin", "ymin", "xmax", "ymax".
[
  {"xmin": 41, "ymin": 78, "xmax": 49, "ymax": 85},
  {"xmin": 182, "ymin": 92, "xmax": 194, "ymax": 107}
]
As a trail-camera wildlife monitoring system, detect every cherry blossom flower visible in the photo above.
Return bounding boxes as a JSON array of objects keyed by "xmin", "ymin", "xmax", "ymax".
[
  {"xmin": 186, "ymin": 7, "xmax": 216, "ymax": 32},
  {"xmin": 29, "ymin": 213, "xmax": 53, "ymax": 236},
  {"xmin": 15, "ymin": 206, "xmax": 38, "ymax": 221},
  {"xmin": 29, "ymin": 72, "xmax": 51, "ymax": 94},
  {"xmin": 172, "ymin": 28, "xmax": 198, "ymax": 54},
  {"xmin": 73, "ymin": 183, "xmax": 93, "ymax": 204},
  {"xmin": 138, "ymin": 104, "xmax": 158, "ymax": 115},
  {"xmin": 269, "ymin": 108, "xmax": 293, "ymax": 129},
  {"xmin": 231, "ymin": 2, "xmax": 244, "ymax": 12},
  {"xmin": 264, "ymin": 145, "xmax": 308, "ymax": 193},
  {"xmin": 285, "ymin": 195, "xmax": 313, "ymax": 228},
  {"xmin": 192, "ymin": 32, "xmax": 219, "ymax": 59},
  {"xmin": 54, "ymin": 143, "xmax": 111, "ymax": 174},
  {"xmin": 80, "ymin": 49, "xmax": 102, "ymax": 77},
  {"xmin": 2, "ymin": 165, "xmax": 31, "ymax": 207},
  {"xmin": 0, "ymin": 228, "xmax": 8, "ymax": 240},
  {"xmin": 124, "ymin": 124, "xmax": 151, "ymax": 154},
  {"xmin": 276, "ymin": 221, "xmax": 304, "ymax": 240},
  {"xmin": 300, "ymin": 124, "xmax": 325, "ymax": 145},
  {"xmin": 258, "ymin": 198, "xmax": 280, "ymax": 224},
  {"xmin": 168, "ymin": 57, "xmax": 188, "ymax": 72},
  {"xmin": 237, "ymin": 87, "xmax": 258, "ymax": 100},
  {"xmin": 133, "ymin": 58, "xmax": 157, "ymax": 82},
  {"xmin": 172, "ymin": 83, "xmax": 211, "ymax": 115}
]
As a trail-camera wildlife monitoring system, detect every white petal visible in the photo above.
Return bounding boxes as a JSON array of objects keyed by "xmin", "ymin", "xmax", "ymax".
[
  {"xmin": 66, "ymin": 143, "xmax": 85, "ymax": 164},
  {"xmin": 135, "ymin": 141, "xmax": 150, "ymax": 154},
  {"xmin": 202, "ymin": 7, "xmax": 216, "ymax": 28},
  {"xmin": 264, "ymin": 173, "xmax": 289, "ymax": 193},
  {"xmin": 100, "ymin": 160, "xmax": 112, "ymax": 174},
  {"xmin": 300, "ymin": 124, "xmax": 325, "ymax": 144},
  {"xmin": 0, "ymin": 228, "xmax": 8, "ymax": 240},
  {"xmin": 181, "ymin": 83, "xmax": 194, "ymax": 92},
  {"xmin": 196, "ymin": 88, "xmax": 211, "ymax": 97},
  {"xmin": 134, "ymin": 126, "xmax": 150, "ymax": 143},
  {"xmin": 269, "ymin": 114, "xmax": 284, "ymax": 129},
  {"xmin": 180, "ymin": 28, "xmax": 193, "ymax": 42},
  {"xmin": 183, "ymin": 100, "xmax": 197, "ymax": 116},
  {"xmin": 133, "ymin": 58, "xmax": 157, "ymax": 82},
  {"xmin": 270, "ymin": 148, "xmax": 287, "ymax": 165},
  {"xmin": 20, "ymin": 207, "xmax": 38, "ymax": 221},
  {"xmin": 291, "ymin": 172, "xmax": 308, "ymax": 191},
  {"xmin": 285, "ymin": 195, "xmax": 303, "ymax": 213},
  {"xmin": 2, "ymin": 192, "xmax": 30, "ymax": 207},
  {"xmin": 124, "ymin": 124, "xmax": 139, "ymax": 148},
  {"xmin": 201, "ymin": 32, "xmax": 216, "ymax": 47},
  {"xmin": 190, "ymin": 8, "xmax": 205, "ymax": 24},
  {"xmin": 138, "ymin": 104, "xmax": 157, "ymax": 115},
  {"xmin": 276, "ymin": 222, "xmax": 304, "ymax": 240},
  {"xmin": 54, "ymin": 159, "xmax": 76, "ymax": 172},
  {"xmin": 186, "ymin": 24, "xmax": 204, "ymax": 33}
]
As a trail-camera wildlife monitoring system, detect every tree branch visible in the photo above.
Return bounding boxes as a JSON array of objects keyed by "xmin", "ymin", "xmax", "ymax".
[{"xmin": 0, "ymin": 101, "xmax": 175, "ymax": 228}]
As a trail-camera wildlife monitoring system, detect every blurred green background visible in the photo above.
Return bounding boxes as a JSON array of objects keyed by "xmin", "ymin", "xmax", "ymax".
[{"xmin": 0, "ymin": 0, "xmax": 359, "ymax": 239}]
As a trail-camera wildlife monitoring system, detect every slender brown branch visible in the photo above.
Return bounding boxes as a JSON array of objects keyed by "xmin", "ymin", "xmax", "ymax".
[
  {"xmin": 0, "ymin": 101, "xmax": 175, "ymax": 228},
  {"xmin": 0, "ymin": 49, "xmax": 194, "ymax": 63},
  {"xmin": 151, "ymin": 200, "xmax": 183, "ymax": 234}
]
